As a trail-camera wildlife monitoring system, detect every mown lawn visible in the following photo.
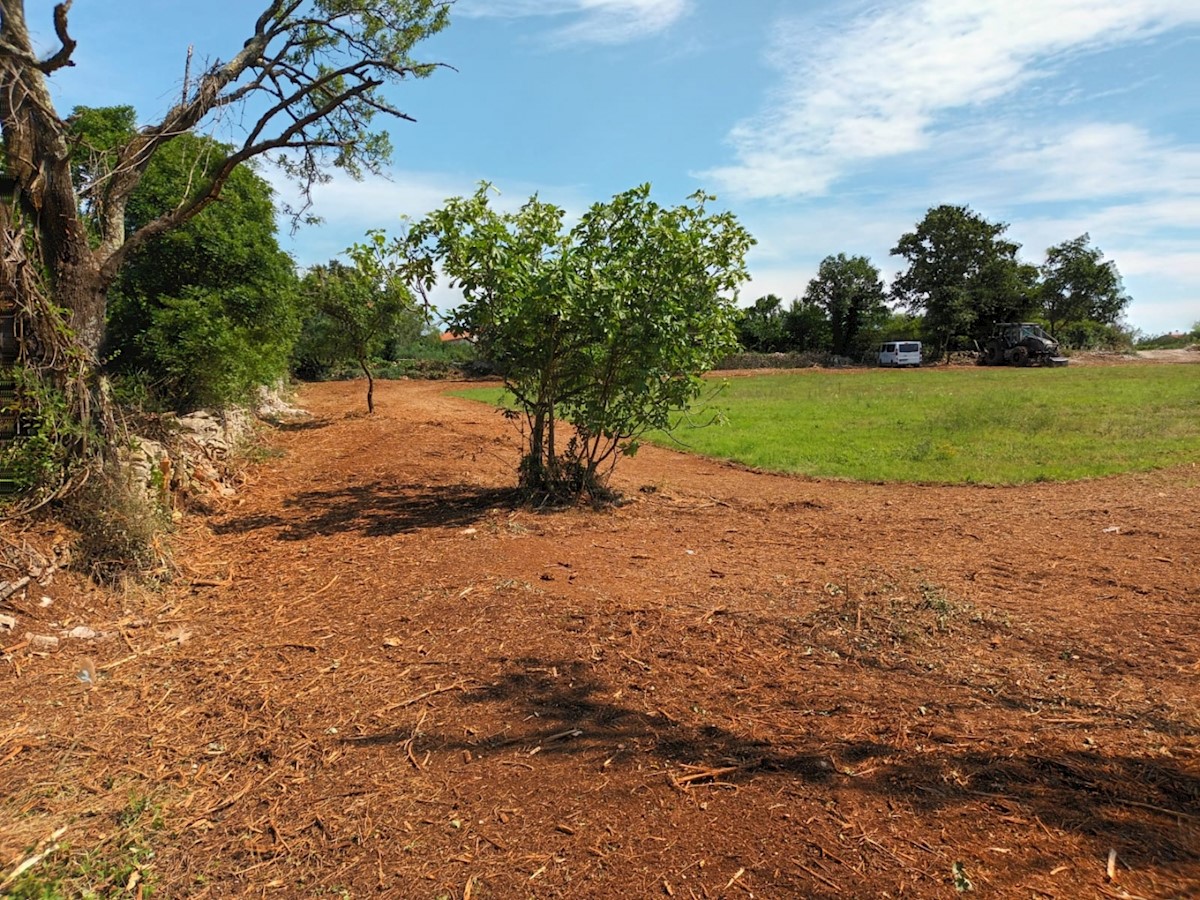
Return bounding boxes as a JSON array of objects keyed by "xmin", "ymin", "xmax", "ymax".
[{"xmin": 455, "ymin": 365, "xmax": 1200, "ymax": 484}]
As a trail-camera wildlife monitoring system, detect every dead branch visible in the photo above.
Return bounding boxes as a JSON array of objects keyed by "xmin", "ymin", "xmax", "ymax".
[{"xmin": 37, "ymin": 1, "xmax": 76, "ymax": 73}]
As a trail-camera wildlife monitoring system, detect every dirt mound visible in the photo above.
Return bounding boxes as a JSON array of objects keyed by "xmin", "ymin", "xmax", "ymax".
[{"xmin": 3, "ymin": 377, "xmax": 1197, "ymax": 898}]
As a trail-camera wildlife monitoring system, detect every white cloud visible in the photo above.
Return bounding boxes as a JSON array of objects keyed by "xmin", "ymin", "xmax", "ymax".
[
  {"xmin": 993, "ymin": 123, "xmax": 1200, "ymax": 205},
  {"xmin": 1110, "ymin": 248, "xmax": 1200, "ymax": 282},
  {"xmin": 456, "ymin": 0, "xmax": 690, "ymax": 44},
  {"xmin": 703, "ymin": 0, "xmax": 1200, "ymax": 199},
  {"xmin": 271, "ymin": 168, "xmax": 596, "ymax": 323},
  {"xmin": 268, "ymin": 168, "xmax": 592, "ymax": 257},
  {"xmin": 298, "ymin": 171, "xmax": 475, "ymax": 224},
  {"xmin": 740, "ymin": 265, "xmax": 818, "ymax": 306}
]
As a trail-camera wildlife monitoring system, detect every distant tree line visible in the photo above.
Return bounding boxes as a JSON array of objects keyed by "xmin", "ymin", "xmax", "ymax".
[
  {"xmin": 737, "ymin": 204, "xmax": 1133, "ymax": 361},
  {"xmin": 73, "ymin": 122, "xmax": 1142, "ymax": 415}
]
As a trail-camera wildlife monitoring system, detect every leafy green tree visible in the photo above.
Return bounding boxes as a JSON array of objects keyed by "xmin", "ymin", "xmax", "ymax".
[
  {"xmin": 1055, "ymin": 319, "xmax": 1134, "ymax": 351},
  {"xmin": 301, "ymin": 232, "xmax": 419, "ymax": 413},
  {"xmin": 1039, "ymin": 234, "xmax": 1130, "ymax": 334},
  {"xmin": 875, "ymin": 310, "xmax": 924, "ymax": 343},
  {"xmin": 737, "ymin": 295, "xmax": 788, "ymax": 351},
  {"xmin": 891, "ymin": 205, "xmax": 1037, "ymax": 358},
  {"xmin": 66, "ymin": 105, "xmax": 137, "ymax": 230},
  {"xmin": 802, "ymin": 254, "xmax": 889, "ymax": 357},
  {"xmin": 405, "ymin": 184, "xmax": 754, "ymax": 501},
  {"xmin": 0, "ymin": 1, "xmax": 449, "ymax": 459},
  {"xmin": 782, "ymin": 297, "xmax": 832, "ymax": 353},
  {"xmin": 105, "ymin": 134, "xmax": 300, "ymax": 410}
]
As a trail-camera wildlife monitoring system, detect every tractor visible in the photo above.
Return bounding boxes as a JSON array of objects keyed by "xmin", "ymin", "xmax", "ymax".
[{"xmin": 977, "ymin": 323, "xmax": 1069, "ymax": 367}]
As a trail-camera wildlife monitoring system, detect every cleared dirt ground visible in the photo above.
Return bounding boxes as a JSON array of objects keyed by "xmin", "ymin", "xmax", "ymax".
[{"xmin": 3, "ymin": 373, "xmax": 1199, "ymax": 899}]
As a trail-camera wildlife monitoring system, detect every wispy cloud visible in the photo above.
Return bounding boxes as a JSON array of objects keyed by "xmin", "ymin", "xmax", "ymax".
[
  {"xmin": 271, "ymin": 168, "xmax": 595, "ymax": 315},
  {"xmin": 993, "ymin": 123, "xmax": 1200, "ymax": 205},
  {"xmin": 456, "ymin": 0, "xmax": 690, "ymax": 44},
  {"xmin": 702, "ymin": 0, "xmax": 1200, "ymax": 199}
]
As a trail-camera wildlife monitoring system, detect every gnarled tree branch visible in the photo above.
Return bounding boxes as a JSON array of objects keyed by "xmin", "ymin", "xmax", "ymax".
[{"xmin": 37, "ymin": 1, "xmax": 77, "ymax": 73}]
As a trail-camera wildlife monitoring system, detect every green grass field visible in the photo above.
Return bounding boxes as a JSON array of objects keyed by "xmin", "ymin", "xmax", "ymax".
[{"xmin": 455, "ymin": 365, "xmax": 1200, "ymax": 484}]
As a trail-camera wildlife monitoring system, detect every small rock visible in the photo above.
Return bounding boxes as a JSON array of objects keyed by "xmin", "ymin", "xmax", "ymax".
[
  {"xmin": 63, "ymin": 626, "xmax": 100, "ymax": 640},
  {"xmin": 0, "ymin": 613, "xmax": 16, "ymax": 631},
  {"xmin": 39, "ymin": 596, "xmax": 53, "ymax": 608}
]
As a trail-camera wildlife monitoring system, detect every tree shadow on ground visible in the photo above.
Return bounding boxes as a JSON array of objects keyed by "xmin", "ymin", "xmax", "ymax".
[
  {"xmin": 344, "ymin": 656, "xmax": 1200, "ymax": 873},
  {"xmin": 211, "ymin": 481, "xmax": 521, "ymax": 538}
]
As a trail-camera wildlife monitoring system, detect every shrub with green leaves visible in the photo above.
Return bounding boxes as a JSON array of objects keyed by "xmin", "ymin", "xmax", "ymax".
[
  {"xmin": 105, "ymin": 134, "xmax": 300, "ymax": 411},
  {"xmin": 405, "ymin": 183, "xmax": 755, "ymax": 502}
]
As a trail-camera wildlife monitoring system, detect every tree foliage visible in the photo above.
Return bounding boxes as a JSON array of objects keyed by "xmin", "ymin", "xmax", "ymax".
[
  {"xmin": 891, "ymin": 205, "xmax": 1037, "ymax": 358},
  {"xmin": 105, "ymin": 133, "xmax": 300, "ymax": 410},
  {"xmin": 0, "ymin": 0, "xmax": 449, "ymax": 430},
  {"xmin": 782, "ymin": 298, "xmax": 834, "ymax": 353},
  {"xmin": 66, "ymin": 104, "xmax": 138, "ymax": 224},
  {"xmin": 1039, "ymin": 233, "xmax": 1130, "ymax": 334},
  {"xmin": 802, "ymin": 254, "xmax": 890, "ymax": 357},
  {"xmin": 737, "ymin": 295, "xmax": 788, "ymax": 352},
  {"xmin": 300, "ymin": 232, "xmax": 419, "ymax": 413},
  {"xmin": 405, "ymin": 184, "xmax": 754, "ymax": 502}
]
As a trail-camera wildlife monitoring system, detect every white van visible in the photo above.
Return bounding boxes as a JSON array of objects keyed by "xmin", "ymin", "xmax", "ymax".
[{"xmin": 878, "ymin": 341, "xmax": 922, "ymax": 367}]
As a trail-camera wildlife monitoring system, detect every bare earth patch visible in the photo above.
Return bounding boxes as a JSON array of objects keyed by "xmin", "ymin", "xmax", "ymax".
[
  {"xmin": 1044, "ymin": 348, "xmax": 1200, "ymax": 366},
  {"xmin": 2, "ymin": 376, "xmax": 1198, "ymax": 898}
]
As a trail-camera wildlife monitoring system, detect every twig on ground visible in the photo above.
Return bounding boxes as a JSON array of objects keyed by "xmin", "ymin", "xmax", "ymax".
[
  {"xmin": 795, "ymin": 861, "xmax": 842, "ymax": 893},
  {"xmin": 201, "ymin": 769, "xmax": 281, "ymax": 818},
  {"xmin": 1109, "ymin": 798, "xmax": 1196, "ymax": 820},
  {"xmin": 0, "ymin": 576, "xmax": 31, "ymax": 603},
  {"xmin": 373, "ymin": 680, "xmax": 470, "ymax": 716},
  {"xmin": 671, "ymin": 764, "xmax": 744, "ymax": 787}
]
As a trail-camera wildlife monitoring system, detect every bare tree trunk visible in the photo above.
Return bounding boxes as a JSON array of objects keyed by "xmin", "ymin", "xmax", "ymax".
[{"xmin": 359, "ymin": 357, "xmax": 375, "ymax": 414}]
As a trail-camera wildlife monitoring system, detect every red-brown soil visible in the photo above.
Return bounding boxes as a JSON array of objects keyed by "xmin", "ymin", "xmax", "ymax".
[{"xmin": 3, "ymin": 376, "xmax": 1198, "ymax": 899}]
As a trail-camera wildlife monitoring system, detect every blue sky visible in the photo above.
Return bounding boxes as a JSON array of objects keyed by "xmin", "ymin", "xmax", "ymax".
[{"xmin": 29, "ymin": 0, "xmax": 1200, "ymax": 334}]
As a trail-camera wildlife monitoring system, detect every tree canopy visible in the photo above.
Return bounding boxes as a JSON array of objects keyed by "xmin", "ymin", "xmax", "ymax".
[
  {"xmin": 1040, "ymin": 234, "xmax": 1130, "ymax": 333},
  {"xmin": 802, "ymin": 253, "xmax": 889, "ymax": 357},
  {"xmin": 299, "ymin": 232, "xmax": 419, "ymax": 413},
  {"xmin": 104, "ymin": 132, "xmax": 300, "ymax": 410},
  {"xmin": 737, "ymin": 295, "xmax": 788, "ymax": 352},
  {"xmin": 891, "ymin": 205, "xmax": 1038, "ymax": 357},
  {"xmin": 782, "ymin": 297, "xmax": 834, "ymax": 353}
]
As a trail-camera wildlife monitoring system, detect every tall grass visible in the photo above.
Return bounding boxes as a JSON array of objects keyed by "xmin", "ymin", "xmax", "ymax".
[{"xmin": 455, "ymin": 366, "xmax": 1200, "ymax": 484}]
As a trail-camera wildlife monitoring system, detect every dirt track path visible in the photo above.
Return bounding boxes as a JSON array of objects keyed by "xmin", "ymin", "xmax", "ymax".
[{"xmin": 4, "ymin": 377, "xmax": 1199, "ymax": 898}]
